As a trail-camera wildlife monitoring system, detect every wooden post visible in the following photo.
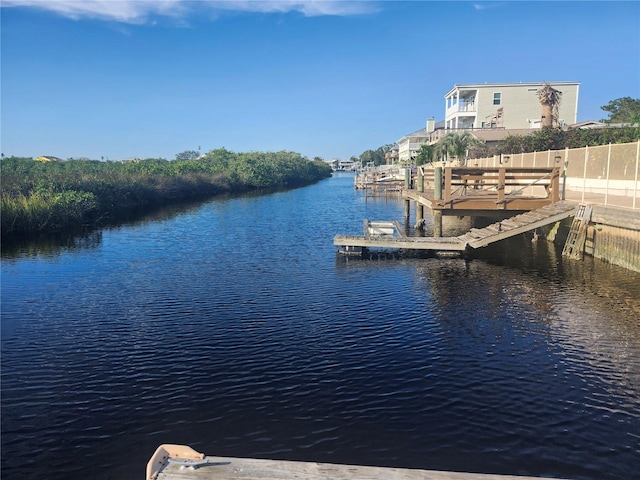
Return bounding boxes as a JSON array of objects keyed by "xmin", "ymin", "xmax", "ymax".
[
  {"xmin": 551, "ymin": 167, "xmax": 560, "ymax": 203},
  {"xmin": 433, "ymin": 210, "xmax": 443, "ymax": 237},
  {"xmin": 434, "ymin": 166, "xmax": 443, "ymax": 200},
  {"xmin": 443, "ymin": 167, "xmax": 452, "ymax": 204},
  {"xmin": 415, "ymin": 202, "xmax": 424, "ymax": 231},
  {"xmin": 498, "ymin": 167, "xmax": 506, "ymax": 207},
  {"xmin": 404, "ymin": 199, "xmax": 410, "ymax": 219},
  {"xmin": 417, "ymin": 167, "xmax": 424, "ymax": 193}
]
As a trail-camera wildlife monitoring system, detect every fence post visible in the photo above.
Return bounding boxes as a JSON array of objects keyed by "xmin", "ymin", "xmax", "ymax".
[
  {"xmin": 635, "ymin": 140, "xmax": 639, "ymax": 210},
  {"xmin": 605, "ymin": 143, "xmax": 612, "ymax": 206},
  {"xmin": 561, "ymin": 147, "xmax": 569, "ymax": 200},
  {"xmin": 582, "ymin": 146, "xmax": 589, "ymax": 202}
]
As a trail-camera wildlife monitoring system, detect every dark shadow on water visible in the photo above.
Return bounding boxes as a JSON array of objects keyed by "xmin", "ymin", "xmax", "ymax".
[
  {"xmin": 0, "ymin": 188, "xmax": 291, "ymax": 259},
  {"xmin": 1, "ymin": 182, "xmax": 323, "ymax": 259},
  {"xmin": 1, "ymin": 201, "xmax": 204, "ymax": 259}
]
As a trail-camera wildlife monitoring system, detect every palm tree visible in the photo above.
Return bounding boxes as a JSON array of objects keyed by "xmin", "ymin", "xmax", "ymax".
[
  {"xmin": 416, "ymin": 144, "xmax": 435, "ymax": 165},
  {"xmin": 436, "ymin": 132, "xmax": 480, "ymax": 166},
  {"xmin": 537, "ymin": 82, "xmax": 562, "ymax": 128}
]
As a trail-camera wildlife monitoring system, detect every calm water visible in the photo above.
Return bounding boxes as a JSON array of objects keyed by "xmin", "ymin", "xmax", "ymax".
[{"xmin": 2, "ymin": 173, "xmax": 640, "ymax": 480}]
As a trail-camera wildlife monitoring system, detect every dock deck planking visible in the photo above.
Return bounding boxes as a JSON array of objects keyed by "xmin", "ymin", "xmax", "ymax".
[
  {"xmin": 148, "ymin": 445, "xmax": 567, "ymax": 480},
  {"xmin": 154, "ymin": 456, "xmax": 566, "ymax": 480},
  {"xmin": 334, "ymin": 202, "xmax": 577, "ymax": 253}
]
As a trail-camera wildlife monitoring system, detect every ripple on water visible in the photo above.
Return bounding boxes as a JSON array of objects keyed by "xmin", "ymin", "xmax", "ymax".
[{"xmin": 2, "ymin": 177, "xmax": 640, "ymax": 480}]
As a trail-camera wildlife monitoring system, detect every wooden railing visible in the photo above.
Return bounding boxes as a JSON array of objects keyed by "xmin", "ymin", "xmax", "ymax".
[{"xmin": 412, "ymin": 166, "xmax": 560, "ymax": 211}]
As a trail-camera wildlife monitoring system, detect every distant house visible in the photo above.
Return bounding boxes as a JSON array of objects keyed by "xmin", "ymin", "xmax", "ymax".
[
  {"xmin": 384, "ymin": 145, "xmax": 399, "ymax": 165},
  {"xmin": 396, "ymin": 118, "xmax": 438, "ymax": 163},
  {"xmin": 336, "ymin": 158, "xmax": 356, "ymax": 171},
  {"xmin": 34, "ymin": 156, "xmax": 63, "ymax": 162},
  {"xmin": 327, "ymin": 158, "xmax": 357, "ymax": 171}
]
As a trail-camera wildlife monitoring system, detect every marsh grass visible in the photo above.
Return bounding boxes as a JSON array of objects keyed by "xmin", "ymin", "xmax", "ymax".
[{"xmin": 1, "ymin": 150, "xmax": 332, "ymax": 242}]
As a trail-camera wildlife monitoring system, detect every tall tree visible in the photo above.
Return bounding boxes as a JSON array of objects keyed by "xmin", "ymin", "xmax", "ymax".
[
  {"xmin": 175, "ymin": 150, "xmax": 200, "ymax": 161},
  {"xmin": 537, "ymin": 82, "xmax": 562, "ymax": 128},
  {"xmin": 600, "ymin": 97, "xmax": 640, "ymax": 124},
  {"xmin": 358, "ymin": 144, "xmax": 394, "ymax": 167}
]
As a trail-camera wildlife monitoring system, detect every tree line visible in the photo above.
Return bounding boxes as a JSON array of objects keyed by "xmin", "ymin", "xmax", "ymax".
[{"xmin": 0, "ymin": 149, "xmax": 332, "ymax": 242}]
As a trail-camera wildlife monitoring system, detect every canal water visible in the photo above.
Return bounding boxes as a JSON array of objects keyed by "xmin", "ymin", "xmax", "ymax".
[{"xmin": 2, "ymin": 173, "xmax": 639, "ymax": 480}]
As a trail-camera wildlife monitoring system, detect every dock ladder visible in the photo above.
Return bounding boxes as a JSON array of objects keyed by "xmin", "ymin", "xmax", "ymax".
[{"xmin": 562, "ymin": 204, "xmax": 592, "ymax": 259}]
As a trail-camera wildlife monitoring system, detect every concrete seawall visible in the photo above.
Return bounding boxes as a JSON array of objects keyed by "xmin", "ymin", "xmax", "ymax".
[
  {"xmin": 547, "ymin": 204, "xmax": 640, "ymax": 273},
  {"xmin": 586, "ymin": 205, "xmax": 640, "ymax": 273}
]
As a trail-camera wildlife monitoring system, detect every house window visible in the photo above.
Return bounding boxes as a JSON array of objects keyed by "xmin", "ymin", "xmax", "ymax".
[{"xmin": 493, "ymin": 92, "xmax": 501, "ymax": 105}]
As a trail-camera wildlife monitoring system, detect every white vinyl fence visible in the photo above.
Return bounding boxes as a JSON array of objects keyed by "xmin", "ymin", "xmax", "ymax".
[{"xmin": 470, "ymin": 141, "xmax": 640, "ymax": 210}]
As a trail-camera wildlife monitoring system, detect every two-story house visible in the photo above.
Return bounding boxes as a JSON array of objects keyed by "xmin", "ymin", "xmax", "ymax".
[
  {"xmin": 445, "ymin": 81, "xmax": 579, "ymax": 130},
  {"xmin": 396, "ymin": 81, "xmax": 580, "ymax": 163}
]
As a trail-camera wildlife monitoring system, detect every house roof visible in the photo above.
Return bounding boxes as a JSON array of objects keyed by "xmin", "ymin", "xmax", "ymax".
[
  {"xmin": 445, "ymin": 81, "xmax": 580, "ymax": 97},
  {"xmin": 396, "ymin": 128, "xmax": 430, "ymax": 143},
  {"xmin": 570, "ymin": 120, "xmax": 608, "ymax": 129}
]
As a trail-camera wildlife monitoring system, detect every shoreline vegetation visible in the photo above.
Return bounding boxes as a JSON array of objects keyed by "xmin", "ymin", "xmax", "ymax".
[{"xmin": 0, "ymin": 149, "xmax": 332, "ymax": 243}]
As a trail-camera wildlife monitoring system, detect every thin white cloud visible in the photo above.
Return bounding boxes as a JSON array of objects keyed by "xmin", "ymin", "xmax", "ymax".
[
  {"xmin": 212, "ymin": 1, "xmax": 377, "ymax": 16},
  {"xmin": 1, "ymin": 0, "xmax": 378, "ymax": 23},
  {"xmin": 1, "ymin": 0, "xmax": 186, "ymax": 23},
  {"xmin": 473, "ymin": 2, "xmax": 507, "ymax": 11}
]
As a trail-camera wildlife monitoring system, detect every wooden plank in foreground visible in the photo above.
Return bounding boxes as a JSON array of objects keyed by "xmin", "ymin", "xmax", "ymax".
[{"xmin": 154, "ymin": 454, "xmax": 565, "ymax": 480}]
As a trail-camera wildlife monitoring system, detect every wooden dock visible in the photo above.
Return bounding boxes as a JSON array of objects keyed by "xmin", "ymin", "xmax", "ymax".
[
  {"xmin": 148, "ymin": 444, "xmax": 568, "ymax": 480},
  {"xmin": 334, "ymin": 201, "xmax": 577, "ymax": 253}
]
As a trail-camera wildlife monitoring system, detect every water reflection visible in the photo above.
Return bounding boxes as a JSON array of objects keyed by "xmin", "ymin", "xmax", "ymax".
[
  {"xmin": 1, "ymin": 230, "xmax": 104, "ymax": 260},
  {"xmin": 1, "ymin": 198, "xmax": 210, "ymax": 259},
  {"xmin": 2, "ymin": 174, "xmax": 640, "ymax": 480}
]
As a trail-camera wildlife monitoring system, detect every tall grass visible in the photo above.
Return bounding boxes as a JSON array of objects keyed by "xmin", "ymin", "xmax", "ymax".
[
  {"xmin": 1, "ymin": 190, "xmax": 98, "ymax": 237},
  {"xmin": 1, "ymin": 150, "xmax": 332, "ymax": 241}
]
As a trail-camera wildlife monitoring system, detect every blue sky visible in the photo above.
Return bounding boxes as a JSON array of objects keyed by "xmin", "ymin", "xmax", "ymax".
[{"xmin": 1, "ymin": 1, "xmax": 639, "ymax": 161}]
